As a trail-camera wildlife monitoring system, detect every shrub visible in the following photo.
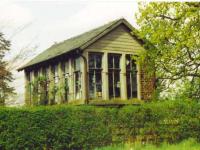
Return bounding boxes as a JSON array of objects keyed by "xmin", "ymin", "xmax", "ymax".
[{"xmin": 0, "ymin": 99, "xmax": 200, "ymax": 149}]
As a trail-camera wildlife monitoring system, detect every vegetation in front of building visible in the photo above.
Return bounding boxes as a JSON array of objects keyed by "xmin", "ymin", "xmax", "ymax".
[
  {"xmin": 96, "ymin": 138, "xmax": 200, "ymax": 150},
  {"xmin": 0, "ymin": 99, "xmax": 200, "ymax": 149}
]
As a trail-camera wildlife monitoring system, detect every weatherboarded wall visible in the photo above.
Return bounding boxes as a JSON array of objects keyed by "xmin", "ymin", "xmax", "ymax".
[{"xmin": 86, "ymin": 24, "xmax": 144, "ymax": 53}]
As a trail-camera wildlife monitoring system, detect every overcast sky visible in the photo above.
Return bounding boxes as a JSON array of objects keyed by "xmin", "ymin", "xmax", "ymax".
[{"xmin": 0, "ymin": 0, "xmax": 139, "ymax": 104}]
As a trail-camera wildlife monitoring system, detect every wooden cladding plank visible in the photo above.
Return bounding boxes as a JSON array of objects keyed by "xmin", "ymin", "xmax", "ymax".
[
  {"xmin": 89, "ymin": 43, "xmax": 143, "ymax": 51},
  {"xmin": 93, "ymin": 40, "xmax": 141, "ymax": 47},
  {"xmin": 86, "ymin": 47, "xmax": 142, "ymax": 53}
]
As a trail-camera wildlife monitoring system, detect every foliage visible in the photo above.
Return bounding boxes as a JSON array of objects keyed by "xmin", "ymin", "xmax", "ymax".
[
  {"xmin": 96, "ymin": 138, "xmax": 200, "ymax": 150},
  {"xmin": 136, "ymin": 2, "xmax": 200, "ymax": 98},
  {"xmin": 0, "ymin": 33, "xmax": 14, "ymax": 105},
  {"xmin": 0, "ymin": 99, "xmax": 200, "ymax": 149}
]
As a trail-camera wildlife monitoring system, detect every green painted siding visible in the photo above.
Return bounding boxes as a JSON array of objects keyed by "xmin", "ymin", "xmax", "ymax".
[{"xmin": 86, "ymin": 24, "xmax": 144, "ymax": 53}]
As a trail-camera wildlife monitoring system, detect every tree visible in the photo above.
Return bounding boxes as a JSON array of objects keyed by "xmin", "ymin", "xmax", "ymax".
[
  {"xmin": 136, "ymin": 2, "xmax": 200, "ymax": 99},
  {"xmin": 0, "ymin": 32, "xmax": 14, "ymax": 105}
]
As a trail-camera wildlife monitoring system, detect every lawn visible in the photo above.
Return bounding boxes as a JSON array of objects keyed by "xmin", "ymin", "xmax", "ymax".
[{"xmin": 96, "ymin": 139, "xmax": 200, "ymax": 150}]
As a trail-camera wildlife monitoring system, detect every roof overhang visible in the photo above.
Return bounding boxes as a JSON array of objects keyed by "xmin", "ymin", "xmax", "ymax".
[{"xmin": 17, "ymin": 18, "xmax": 144, "ymax": 72}]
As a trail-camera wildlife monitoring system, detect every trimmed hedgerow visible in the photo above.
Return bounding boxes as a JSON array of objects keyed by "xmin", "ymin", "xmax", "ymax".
[{"xmin": 0, "ymin": 100, "xmax": 200, "ymax": 149}]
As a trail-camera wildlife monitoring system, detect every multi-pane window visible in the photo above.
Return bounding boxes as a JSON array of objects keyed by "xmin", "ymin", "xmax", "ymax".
[
  {"xmin": 74, "ymin": 57, "xmax": 81, "ymax": 99},
  {"xmin": 51, "ymin": 65, "xmax": 58, "ymax": 101},
  {"xmin": 62, "ymin": 61, "xmax": 70, "ymax": 100},
  {"xmin": 42, "ymin": 67, "xmax": 49, "ymax": 102},
  {"xmin": 88, "ymin": 53, "xmax": 102, "ymax": 99},
  {"xmin": 108, "ymin": 54, "xmax": 121, "ymax": 99},
  {"xmin": 126, "ymin": 55, "xmax": 137, "ymax": 98}
]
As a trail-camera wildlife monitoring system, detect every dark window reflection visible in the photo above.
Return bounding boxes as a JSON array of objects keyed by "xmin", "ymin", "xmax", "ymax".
[
  {"xmin": 88, "ymin": 53, "xmax": 102, "ymax": 99},
  {"xmin": 126, "ymin": 55, "xmax": 137, "ymax": 98},
  {"xmin": 108, "ymin": 54, "xmax": 121, "ymax": 99},
  {"xmin": 74, "ymin": 58, "xmax": 81, "ymax": 99}
]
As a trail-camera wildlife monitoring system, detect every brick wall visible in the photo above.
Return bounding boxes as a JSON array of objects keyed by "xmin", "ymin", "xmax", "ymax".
[{"xmin": 140, "ymin": 65, "xmax": 155, "ymax": 100}]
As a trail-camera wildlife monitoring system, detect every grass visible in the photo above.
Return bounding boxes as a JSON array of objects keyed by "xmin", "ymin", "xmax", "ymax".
[{"xmin": 96, "ymin": 139, "xmax": 200, "ymax": 150}]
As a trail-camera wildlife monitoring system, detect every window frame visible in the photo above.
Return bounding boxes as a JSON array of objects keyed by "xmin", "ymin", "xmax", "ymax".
[
  {"xmin": 88, "ymin": 52, "xmax": 103, "ymax": 99},
  {"xmin": 62, "ymin": 61, "xmax": 70, "ymax": 100},
  {"xmin": 74, "ymin": 57, "xmax": 82, "ymax": 100},
  {"xmin": 108, "ymin": 53, "xmax": 121, "ymax": 99},
  {"xmin": 126, "ymin": 54, "xmax": 138, "ymax": 99}
]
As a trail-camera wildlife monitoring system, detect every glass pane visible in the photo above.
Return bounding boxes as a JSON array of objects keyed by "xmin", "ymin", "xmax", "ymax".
[
  {"xmin": 114, "ymin": 55, "xmax": 120, "ymax": 69},
  {"xmin": 89, "ymin": 72, "xmax": 95, "ymax": 99},
  {"xmin": 27, "ymin": 72, "xmax": 31, "ymax": 82},
  {"xmin": 51, "ymin": 65, "xmax": 55, "ymax": 75},
  {"xmin": 65, "ymin": 77, "xmax": 69, "ymax": 100},
  {"xmin": 61, "ymin": 62, "xmax": 65, "ymax": 73},
  {"xmin": 131, "ymin": 72, "xmax": 137, "ymax": 98},
  {"xmin": 89, "ymin": 54, "xmax": 95, "ymax": 68},
  {"xmin": 55, "ymin": 65, "xmax": 58, "ymax": 76},
  {"xmin": 126, "ymin": 72, "xmax": 131, "ymax": 98},
  {"xmin": 126, "ymin": 71, "xmax": 137, "ymax": 98},
  {"xmin": 65, "ymin": 61, "xmax": 69, "ymax": 73},
  {"xmin": 96, "ymin": 54, "xmax": 102, "ymax": 68},
  {"xmin": 132, "ymin": 60, "xmax": 137, "ymax": 72},
  {"xmin": 46, "ymin": 68, "xmax": 49, "ymax": 80},
  {"xmin": 95, "ymin": 71, "xmax": 101, "ymax": 84},
  {"xmin": 108, "ymin": 55, "xmax": 113, "ymax": 69},
  {"xmin": 96, "ymin": 72, "xmax": 102, "ymax": 97},
  {"xmin": 29, "ymin": 71, "xmax": 33, "ymax": 82},
  {"xmin": 75, "ymin": 58, "xmax": 81, "ymax": 71},
  {"xmin": 126, "ymin": 55, "xmax": 131, "ymax": 70},
  {"xmin": 75, "ymin": 72, "xmax": 81, "ymax": 99},
  {"xmin": 114, "ymin": 71, "xmax": 120, "ymax": 97},
  {"xmin": 108, "ymin": 72, "xmax": 114, "ymax": 98}
]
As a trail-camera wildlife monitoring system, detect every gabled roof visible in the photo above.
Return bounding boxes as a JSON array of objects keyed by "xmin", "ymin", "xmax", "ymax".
[{"xmin": 18, "ymin": 18, "xmax": 140, "ymax": 71}]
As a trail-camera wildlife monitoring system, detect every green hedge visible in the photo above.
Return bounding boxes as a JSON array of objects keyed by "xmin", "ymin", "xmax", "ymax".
[{"xmin": 0, "ymin": 100, "xmax": 200, "ymax": 149}]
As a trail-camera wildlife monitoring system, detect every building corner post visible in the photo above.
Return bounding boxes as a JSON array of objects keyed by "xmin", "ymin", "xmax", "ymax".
[
  {"xmin": 102, "ymin": 52, "xmax": 109, "ymax": 100},
  {"xmin": 80, "ymin": 52, "xmax": 88, "ymax": 104},
  {"xmin": 68, "ymin": 58, "xmax": 74, "ymax": 102},
  {"xmin": 120, "ymin": 53, "xmax": 127, "ymax": 100}
]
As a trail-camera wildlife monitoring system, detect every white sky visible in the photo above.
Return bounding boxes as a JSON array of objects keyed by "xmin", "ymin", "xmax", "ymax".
[{"xmin": 1, "ymin": 0, "xmax": 139, "ymax": 105}]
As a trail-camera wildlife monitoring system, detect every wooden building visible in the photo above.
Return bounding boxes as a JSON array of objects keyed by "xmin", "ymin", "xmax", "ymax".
[{"xmin": 18, "ymin": 18, "xmax": 155, "ymax": 105}]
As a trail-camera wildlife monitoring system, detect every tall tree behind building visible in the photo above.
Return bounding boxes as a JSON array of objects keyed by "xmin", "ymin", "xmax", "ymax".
[
  {"xmin": 136, "ymin": 2, "xmax": 200, "ymax": 99},
  {"xmin": 0, "ymin": 32, "xmax": 14, "ymax": 105}
]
